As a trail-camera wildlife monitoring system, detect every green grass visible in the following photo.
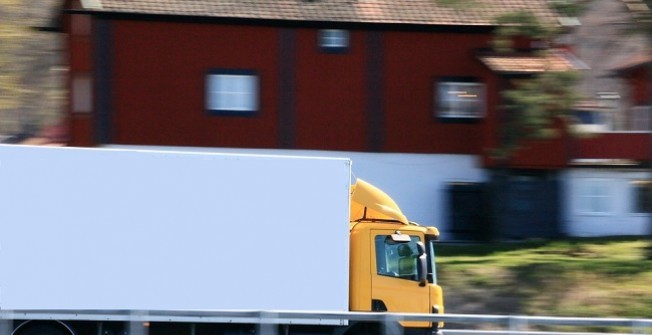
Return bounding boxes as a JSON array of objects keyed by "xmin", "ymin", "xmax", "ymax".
[{"xmin": 436, "ymin": 237, "xmax": 652, "ymax": 319}]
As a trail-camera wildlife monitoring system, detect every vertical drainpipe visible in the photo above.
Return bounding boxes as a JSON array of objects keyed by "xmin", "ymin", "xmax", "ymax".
[
  {"xmin": 366, "ymin": 30, "xmax": 384, "ymax": 152},
  {"xmin": 278, "ymin": 28, "xmax": 296, "ymax": 149},
  {"xmin": 94, "ymin": 17, "xmax": 112, "ymax": 145}
]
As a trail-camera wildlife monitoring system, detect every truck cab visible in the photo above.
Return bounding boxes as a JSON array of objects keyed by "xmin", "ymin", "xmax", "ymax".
[{"xmin": 348, "ymin": 179, "xmax": 444, "ymax": 334}]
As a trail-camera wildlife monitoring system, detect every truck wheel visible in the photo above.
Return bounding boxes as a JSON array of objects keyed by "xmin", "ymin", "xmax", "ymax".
[
  {"xmin": 343, "ymin": 321, "xmax": 405, "ymax": 335},
  {"xmin": 342, "ymin": 322, "xmax": 380, "ymax": 335},
  {"xmin": 13, "ymin": 322, "xmax": 73, "ymax": 335}
]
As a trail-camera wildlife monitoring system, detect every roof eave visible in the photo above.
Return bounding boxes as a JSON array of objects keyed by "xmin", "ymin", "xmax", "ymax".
[{"xmin": 63, "ymin": 8, "xmax": 501, "ymax": 32}]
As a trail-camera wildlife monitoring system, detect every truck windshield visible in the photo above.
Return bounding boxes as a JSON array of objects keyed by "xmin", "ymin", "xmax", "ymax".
[{"xmin": 427, "ymin": 238, "xmax": 438, "ymax": 285}]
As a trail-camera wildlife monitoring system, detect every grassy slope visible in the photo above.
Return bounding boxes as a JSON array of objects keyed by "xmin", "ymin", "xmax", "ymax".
[{"xmin": 437, "ymin": 238, "xmax": 652, "ymax": 319}]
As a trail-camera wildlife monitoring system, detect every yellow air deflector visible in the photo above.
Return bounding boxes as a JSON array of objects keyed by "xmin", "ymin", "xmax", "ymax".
[{"xmin": 350, "ymin": 179, "xmax": 408, "ymax": 224}]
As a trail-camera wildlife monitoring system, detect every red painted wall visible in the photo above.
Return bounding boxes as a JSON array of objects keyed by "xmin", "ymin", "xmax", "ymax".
[
  {"xmin": 68, "ymin": 115, "xmax": 95, "ymax": 146},
  {"xmin": 504, "ymin": 139, "xmax": 569, "ymax": 169},
  {"xmin": 576, "ymin": 133, "xmax": 650, "ymax": 161},
  {"xmin": 383, "ymin": 31, "xmax": 494, "ymax": 154},
  {"xmin": 69, "ymin": 35, "xmax": 93, "ymax": 71},
  {"xmin": 111, "ymin": 21, "xmax": 280, "ymax": 148},
  {"xmin": 65, "ymin": 4, "xmax": 96, "ymax": 147},
  {"xmin": 294, "ymin": 29, "xmax": 367, "ymax": 151},
  {"xmin": 629, "ymin": 66, "xmax": 650, "ymax": 105},
  {"xmin": 482, "ymin": 118, "xmax": 571, "ymax": 169},
  {"xmin": 107, "ymin": 20, "xmax": 500, "ymax": 154}
]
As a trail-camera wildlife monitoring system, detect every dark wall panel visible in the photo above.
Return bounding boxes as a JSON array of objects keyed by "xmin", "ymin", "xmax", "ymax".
[
  {"xmin": 293, "ymin": 29, "xmax": 368, "ymax": 151},
  {"xmin": 382, "ymin": 31, "xmax": 494, "ymax": 154},
  {"xmin": 111, "ymin": 20, "xmax": 280, "ymax": 148}
]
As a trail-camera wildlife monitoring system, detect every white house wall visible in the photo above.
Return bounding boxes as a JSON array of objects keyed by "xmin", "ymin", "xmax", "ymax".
[
  {"xmin": 108, "ymin": 145, "xmax": 487, "ymax": 240},
  {"xmin": 563, "ymin": 168, "xmax": 651, "ymax": 237}
]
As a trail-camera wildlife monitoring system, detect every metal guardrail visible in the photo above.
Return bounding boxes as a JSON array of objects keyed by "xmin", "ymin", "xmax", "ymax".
[
  {"xmin": 434, "ymin": 314, "xmax": 652, "ymax": 335},
  {"xmin": 1, "ymin": 310, "xmax": 651, "ymax": 335}
]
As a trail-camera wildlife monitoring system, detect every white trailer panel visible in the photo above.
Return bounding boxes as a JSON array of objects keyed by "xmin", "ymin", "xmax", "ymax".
[{"xmin": 0, "ymin": 145, "xmax": 351, "ymax": 311}]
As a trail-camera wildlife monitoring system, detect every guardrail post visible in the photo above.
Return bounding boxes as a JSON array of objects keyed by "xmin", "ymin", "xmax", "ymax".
[
  {"xmin": 382, "ymin": 313, "xmax": 403, "ymax": 335},
  {"xmin": 128, "ymin": 321, "xmax": 148, "ymax": 335},
  {"xmin": 0, "ymin": 319, "xmax": 11, "ymax": 335},
  {"xmin": 0, "ymin": 310, "xmax": 12, "ymax": 335},
  {"xmin": 256, "ymin": 311, "xmax": 278, "ymax": 335},
  {"xmin": 128, "ymin": 311, "xmax": 148, "ymax": 335},
  {"xmin": 508, "ymin": 316, "xmax": 527, "ymax": 334},
  {"xmin": 632, "ymin": 319, "xmax": 650, "ymax": 334}
]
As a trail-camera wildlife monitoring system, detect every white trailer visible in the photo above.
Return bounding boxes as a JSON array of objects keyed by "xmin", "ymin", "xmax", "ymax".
[{"xmin": 0, "ymin": 145, "xmax": 353, "ymax": 334}]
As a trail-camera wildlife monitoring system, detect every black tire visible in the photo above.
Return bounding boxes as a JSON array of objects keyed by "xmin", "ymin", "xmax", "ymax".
[
  {"xmin": 342, "ymin": 322, "xmax": 382, "ymax": 335},
  {"xmin": 14, "ymin": 322, "xmax": 72, "ymax": 335}
]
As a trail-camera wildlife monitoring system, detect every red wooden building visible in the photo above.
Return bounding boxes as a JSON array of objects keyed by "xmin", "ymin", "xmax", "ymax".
[
  {"xmin": 62, "ymin": 0, "xmax": 573, "ymax": 161},
  {"xmin": 612, "ymin": 53, "xmax": 651, "ymax": 123}
]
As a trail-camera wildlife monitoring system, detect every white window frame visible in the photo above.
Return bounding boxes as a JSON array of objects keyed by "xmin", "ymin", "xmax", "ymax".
[
  {"xmin": 206, "ymin": 71, "xmax": 259, "ymax": 114},
  {"xmin": 436, "ymin": 81, "xmax": 485, "ymax": 119},
  {"xmin": 319, "ymin": 29, "xmax": 349, "ymax": 49},
  {"xmin": 576, "ymin": 178, "xmax": 614, "ymax": 216}
]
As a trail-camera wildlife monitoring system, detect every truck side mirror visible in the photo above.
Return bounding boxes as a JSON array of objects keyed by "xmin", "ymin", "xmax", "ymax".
[{"xmin": 416, "ymin": 242, "xmax": 427, "ymax": 287}]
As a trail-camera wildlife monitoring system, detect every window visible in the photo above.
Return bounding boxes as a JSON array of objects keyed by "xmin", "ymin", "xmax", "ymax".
[
  {"xmin": 375, "ymin": 235, "xmax": 421, "ymax": 281},
  {"xmin": 631, "ymin": 180, "xmax": 652, "ymax": 214},
  {"xmin": 572, "ymin": 108, "xmax": 611, "ymax": 133},
  {"xmin": 318, "ymin": 29, "xmax": 349, "ymax": 52},
  {"xmin": 436, "ymin": 80, "xmax": 485, "ymax": 119},
  {"xmin": 630, "ymin": 106, "xmax": 652, "ymax": 131},
  {"xmin": 577, "ymin": 179, "xmax": 613, "ymax": 215},
  {"xmin": 206, "ymin": 70, "xmax": 259, "ymax": 115},
  {"xmin": 72, "ymin": 74, "xmax": 92, "ymax": 113}
]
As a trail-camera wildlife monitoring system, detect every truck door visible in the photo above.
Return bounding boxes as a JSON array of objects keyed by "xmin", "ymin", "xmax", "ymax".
[{"xmin": 370, "ymin": 231, "xmax": 429, "ymax": 324}]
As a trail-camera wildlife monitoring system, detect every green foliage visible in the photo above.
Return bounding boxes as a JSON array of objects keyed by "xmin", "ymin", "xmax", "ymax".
[
  {"xmin": 493, "ymin": 11, "xmax": 553, "ymax": 52},
  {"xmin": 495, "ymin": 11, "xmax": 551, "ymax": 38},
  {"xmin": 437, "ymin": 238, "xmax": 652, "ymax": 319},
  {"xmin": 0, "ymin": 24, "xmax": 30, "ymax": 110},
  {"xmin": 0, "ymin": 0, "xmax": 63, "ymax": 136},
  {"xmin": 435, "ymin": 0, "xmax": 481, "ymax": 10},
  {"xmin": 549, "ymin": 0, "xmax": 585, "ymax": 18},
  {"xmin": 495, "ymin": 70, "xmax": 579, "ymax": 160},
  {"xmin": 490, "ymin": 6, "xmax": 582, "ymax": 161}
]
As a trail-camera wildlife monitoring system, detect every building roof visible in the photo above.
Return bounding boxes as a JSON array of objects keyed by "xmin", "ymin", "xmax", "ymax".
[
  {"xmin": 478, "ymin": 50, "xmax": 588, "ymax": 74},
  {"xmin": 76, "ymin": 0, "xmax": 561, "ymax": 27},
  {"xmin": 610, "ymin": 52, "xmax": 652, "ymax": 73},
  {"xmin": 621, "ymin": 0, "xmax": 652, "ymax": 22}
]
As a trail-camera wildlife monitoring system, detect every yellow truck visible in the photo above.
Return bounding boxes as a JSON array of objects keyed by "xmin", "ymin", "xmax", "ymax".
[
  {"xmin": 0, "ymin": 145, "xmax": 443, "ymax": 335},
  {"xmin": 349, "ymin": 178, "xmax": 444, "ymax": 334}
]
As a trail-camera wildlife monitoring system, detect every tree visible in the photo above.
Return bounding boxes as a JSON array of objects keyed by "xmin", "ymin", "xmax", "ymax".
[
  {"xmin": 433, "ymin": 0, "xmax": 583, "ymax": 240},
  {"xmin": 0, "ymin": 11, "xmax": 31, "ymax": 135},
  {"xmin": 0, "ymin": 0, "xmax": 64, "ymax": 139},
  {"xmin": 622, "ymin": 0, "xmax": 652, "ymax": 257},
  {"xmin": 491, "ymin": 10, "xmax": 581, "ymax": 160},
  {"xmin": 484, "ymin": 6, "xmax": 582, "ymax": 240}
]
